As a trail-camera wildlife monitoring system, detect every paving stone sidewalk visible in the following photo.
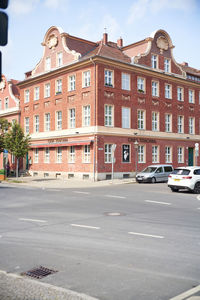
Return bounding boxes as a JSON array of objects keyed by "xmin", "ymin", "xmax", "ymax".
[{"xmin": 0, "ymin": 270, "xmax": 98, "ymax": 300}]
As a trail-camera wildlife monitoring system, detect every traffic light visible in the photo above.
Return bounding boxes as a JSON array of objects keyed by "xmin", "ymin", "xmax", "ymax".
[{"xmin": 0, "ymin": 0, "xmax": 8, "ymax": 81}]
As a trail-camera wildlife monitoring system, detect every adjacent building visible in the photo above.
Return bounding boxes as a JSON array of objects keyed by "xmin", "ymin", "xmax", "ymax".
[{"xmin": 16, "ymin": 27, "xmax": 200, "ymax": 180}]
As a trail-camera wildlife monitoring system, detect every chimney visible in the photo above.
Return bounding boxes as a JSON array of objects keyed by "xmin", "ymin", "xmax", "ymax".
[
  {"xmin": 117, "ymin": 37, "xmax": 123, "ymax": 48},
  {"xmin": 103, "ymin": 33, "xmax": 108, "ymax": 45},
  {"xmin": 181, "ymin": 62, "xmax": 188, "ymax": 66}
]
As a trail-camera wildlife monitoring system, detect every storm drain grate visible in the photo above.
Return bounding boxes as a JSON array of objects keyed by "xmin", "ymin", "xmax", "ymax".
[{"xmin": 21, "ymin": 266, "xmax": 58, "ymax": 279}]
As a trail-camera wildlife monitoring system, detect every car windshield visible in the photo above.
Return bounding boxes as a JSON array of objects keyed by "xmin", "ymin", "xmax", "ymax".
[
  {"xmin": 142, "ymin": 167, "xmax": 157, "ymax": 173},
  {"xmin": 172, "ymin": 169, "xmax": 190, "ymax": 175}
]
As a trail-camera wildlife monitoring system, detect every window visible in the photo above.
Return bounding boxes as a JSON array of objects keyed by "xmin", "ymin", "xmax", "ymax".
[
  {"xmin": 138, "ymin": 145, "xmax": 145, "ymax": 163},
  {"xmin": 56, "ymin": 111, "xmax": 62, "ymax": 130},
  {"xmin": 152, "ymin": 112, "xmax": 159, "ymax": 131},
  {"xmin": 164, "ymin": 58, "xmax": 170, "ymax": 73},
  {"xmin": 165, "ymin": 114, "xmax": 172, "ymax": 132},
  {"xmin": 44, "ymin": 83, "xmax": 50, "ymax": 98},
  {"xmin": 152, "ymin": 81, "xmax": 159, "ymax": 97},
  {"xmin": 177, "ymin": 87, "xmax": 184, "ymax": 101},
  {"xmin": 69, "ymin": 108, "xmax": 75, "ymax": 128},
  {"xmin": 44, "ymin": 148, "xmax": 50, "ymax": 163},
  {"xmin": 188, "ymin": 89, "xmax": 194, "ymax": 103},
  {"xmin": 151, "ymin": 55, "xmax": 158, "ymax": 69},
  {"xmin": 178, "ymin": 147, "xmax": 184, "ymax": 163},
  {"xmin": 56, "ymin": 79, "xmax": 62, "ymax": 94},
  {"xmin": 83, "ymin": 145, "xmax": 90, "ymax": 163},
  {"xmin": 165, "ymin": 84, "xmax": 171, "ymax": 99},
  {"xmin": 24, "ymin": 90, "xmax": 29, "ymax": 103},
  {"xmin": 122, "ymin": 107, "xmax": 130, "ymax": 128},
  {"xmin": 34, "ymin": 87, "xmax": 40, "ymax": 101},
  {"xmin": 105, "ymin": 105, "xmax": 113, "ymax": 126},
  {"xmin": 11, "ymin": 154, "xmax": 15, "ymax": 164},
  {"xmin": 45, "ymin": 113, "xmax": 50, "ymax": 131},
  {"xmin": 4, "ymin": 97, "xmax": 9, "ymax": 109},
  {"xmin": 45, "ymin": 57, "xmax": 51, "ymax": 71},
  {"xmin": 105, "ymin": 70, "xmax": 113, "ymax": 87},
  {"xmin": 137, "ymin": 77, "xmax": 145, "ymax": 92},
  {"xmin": 57, "ymin": 52, "xmax": 63, "ymax": 67},
  {"xmin": 122, "ymin": 145, "xmax": 130, "ymax": 163},
  {"xmin": 178, "ymin": 115, "xmax": 184, "ymax": 133},
  {"xmin": 69, "ymin": 146, "xmax": 75, "ymax": 163},
  {"xmin": 34, "ymin": 115, "xmax": 39, "ymax": 133},
  {"xmin": 165, "ymin": 146, "xmax": 172, "ymax": 163},
  {"xmin": 137, "ymin": 110, "xmax": 145, "ymax": 130},
  {"xmin": 83, "ymin": 70, "xmax": 91, "ymax": 87},
  {"xmin": 83, "ymin": 105, "xmax": 90, "ymax": 126},
  {"xmin": 105, "ymin": 144, "xmax": 112, "ymax": 163},
  {"xmin": 56, "ymin": 147, "xmax": 62, "ymax": 163},
  {"xmin": 189, "ymin": 117, "xmax": 195, "ymax": 134},
  {"xmin": 152, "ymin": 145, "xmax": 159, "ymax": 163},
  {"xmin": 68, "ymin": 75, "xmax": 76, "ymax": 91},
  {"xmin": 34, "ymin": 148, "xmax": 39, "ymax": 163},
  {"xmin": 122, "ymin": 73, "xmax": 130, "ymax": 90},
  {"xmin": 25, "ymin": 117, "xmax": 29, "ymax": 134}
]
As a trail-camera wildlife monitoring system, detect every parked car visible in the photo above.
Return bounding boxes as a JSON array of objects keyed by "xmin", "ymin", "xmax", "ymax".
[
  {"xmin": 136, "ymin": 164, "xmax": 173, "ymax": 183},
  {"xmin": 168, "ymin": 166, "xmax": 200, "ymax": 193}
]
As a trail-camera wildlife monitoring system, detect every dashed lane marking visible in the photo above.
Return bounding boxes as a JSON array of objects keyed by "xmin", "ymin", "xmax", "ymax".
[
  {"xmin": 19, "ymin": 218, "xmax": 47, "ymax": 223},
  {"xmin": 105, "ymin": 195, "xmax": 126, "ymax": 199},
  {"xmin": 73, "ymin": 191, "xmax": 90, "ymax": 195},
  {"xmin": 128, "ymin": 231, "xmax": 164, "ymax": 239},
  {"xmin": 145, "ymin": 200, "xmax": 171, "ymax": 205},
  {"xmin": 71, "ymin": 224, "xmax": 100, "ymax": 230}
]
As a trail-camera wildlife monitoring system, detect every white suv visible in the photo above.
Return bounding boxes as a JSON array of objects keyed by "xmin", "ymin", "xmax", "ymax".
[{"xmin": 168, "ymin": 166, "xmax": 200, "ymax": 193}]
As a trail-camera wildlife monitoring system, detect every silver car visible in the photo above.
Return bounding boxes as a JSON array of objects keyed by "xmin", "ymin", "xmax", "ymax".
[{"xmin": 136, "ymin": 164, "xmax": 173, "ymax": 183}]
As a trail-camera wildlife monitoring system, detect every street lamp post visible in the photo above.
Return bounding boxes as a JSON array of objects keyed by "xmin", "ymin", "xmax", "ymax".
[{"xmin": 134, "ymin": 140, "xmax": 139, "ymax": 177}]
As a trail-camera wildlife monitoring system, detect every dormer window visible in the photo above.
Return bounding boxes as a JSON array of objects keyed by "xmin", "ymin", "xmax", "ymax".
[
  {"xmin": 4, "ymin": 97, "xmax": 9, "ymax": 109},
  {"xmin": 164, "ymin": 58, "xmax": 170, "ymax": 73},
  {"xmin": 151, "ymin": 55, "xmax": 158, "ymax": 69},
  {"xmin": 57, "ymin": 52, "xmax": 63, "ymax": 67},
  {"xmin": 45, "ymin": 57, "xmax": 51, "ymax": 71}
]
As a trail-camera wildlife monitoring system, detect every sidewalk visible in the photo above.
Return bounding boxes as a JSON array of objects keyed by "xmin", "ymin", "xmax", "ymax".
[{"xmin": 2, "ymin": 176, "xmax": 136, "ymax": 189}]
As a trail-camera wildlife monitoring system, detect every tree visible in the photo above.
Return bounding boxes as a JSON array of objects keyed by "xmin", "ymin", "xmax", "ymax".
[
  {"xmin": 4, "ymin": 121, "xmax": 30, "ymax": 178},
  {"xmin": 0, "ymin": 118, "xmax": 10, "ymax": 153}
]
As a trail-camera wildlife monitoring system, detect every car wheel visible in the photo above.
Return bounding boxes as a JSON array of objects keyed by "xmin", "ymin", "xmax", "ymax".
[
  {"xmin": 193, "ymin": 182, "xmax": 200, "ymax": 194},
  {"xmin": 171, "ymin": 187, "xmax": 179, "ymax": 192},
  {"xmin": 151, "ymin": 177, "xmax": 156, "ymax": 183}
]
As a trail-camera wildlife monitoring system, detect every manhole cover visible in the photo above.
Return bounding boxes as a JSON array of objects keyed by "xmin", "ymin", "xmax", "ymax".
[
  {"xmin": 104, "ymin": 212, "xmax": 126, "ymax": 216},
  {"xmin": 21, "ymin": 266, "xmax": 58, "ymax": 279}
]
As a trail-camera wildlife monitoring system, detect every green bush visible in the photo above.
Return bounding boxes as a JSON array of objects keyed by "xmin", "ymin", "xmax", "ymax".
[{"xmin": 0, "ymin": 169, "xmax": 5, "ymax": 175}]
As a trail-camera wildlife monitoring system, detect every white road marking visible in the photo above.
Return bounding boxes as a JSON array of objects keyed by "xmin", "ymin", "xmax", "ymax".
[
  {"xmin": 105, "ymin": 195, "xmax": 126, "ymax": 199},
  {"xmin": 71, "ymin": 224, "xmax": 100, "ymax": 230},
  {"xmin": 197, "ymin": 207, "xmax": 200, "ymax": 210},
  {"xmin": 73, "ymin": 191, "xmax": 90, "ymax": 195},
  {"xmin": 19, "ymin": 218, "xmax": 47, "ymax": 223},
  {"xmin": 197, "ymin": 195, "xmax": 200, "ymax": 201},
  {"xmin": 0, "ymin": 235, "xmax": 2, "ymax": 238},
  {"xmin": 128, "ymin": 231, "xmax": 164, "ymax": 239},
  {"xmin": 169, "ymin": 284, "xmax": 200, "ymax": 300},
  {"xmin": 145, "ymin": 200, "xmax": 171, "ymax": 205}
]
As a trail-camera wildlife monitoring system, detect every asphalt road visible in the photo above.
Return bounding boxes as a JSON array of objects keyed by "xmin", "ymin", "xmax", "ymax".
[{"xmin": 0, "ymin": 182, "xmax": 200, "ymax": 300}]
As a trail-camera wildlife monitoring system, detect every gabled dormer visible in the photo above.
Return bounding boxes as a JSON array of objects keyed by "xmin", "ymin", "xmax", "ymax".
[{"xmin": 0, "ymin": 75, "xmax": 20, "ymax": 115}]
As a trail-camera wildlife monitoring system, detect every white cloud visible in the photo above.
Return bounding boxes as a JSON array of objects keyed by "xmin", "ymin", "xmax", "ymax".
[
  {"xmin": 127, "ymin": 0, "xmax": 196, "ymax": 24},
  {"xmin": 9, "ymin": 0, "xmax": 39, "ymax": 15},
  {"xmin": 44, "ymin": 0, "xmax": 69, "ymax": 9}
]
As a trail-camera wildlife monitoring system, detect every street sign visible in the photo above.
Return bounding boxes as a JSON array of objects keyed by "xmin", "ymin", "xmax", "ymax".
[{"xmin": 195, "ymin": 143, "xmax": 199, "ymax": 150}]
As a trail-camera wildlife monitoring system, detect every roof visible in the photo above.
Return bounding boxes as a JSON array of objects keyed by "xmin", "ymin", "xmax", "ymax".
[{"xmin": 179, "ymin": 63, "xmax": 200, "ymax": 76}]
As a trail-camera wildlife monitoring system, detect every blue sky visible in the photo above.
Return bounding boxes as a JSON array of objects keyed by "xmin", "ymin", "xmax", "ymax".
[{"xmin": 1, "ymin": 0, "xmax": 200, "ymax": 80}]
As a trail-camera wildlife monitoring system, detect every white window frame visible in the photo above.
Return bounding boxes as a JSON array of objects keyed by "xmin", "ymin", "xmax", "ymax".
[
  {"xmin": 44, "ymin": 148, "xmax": 50, "ymax": 163},
  {"xmin": 105, "ymin": 105, "xmax": 114, "ymax": 127},
  {"xmin": 165, "ymin": 114, "xmax": 172, "ymax": 132},
  {"xmin": 69, "ymin": 146, "xmax": 75, "ymax": 163},
  {"xmin": 105, "ymin": 69, "xmax": 114, "ymax": 87},
  {"xmin": 34, "ymin": 148, "xmax": 39, "ymax": 163},
  {"xmin": 152, "ymin": 145, "xmax": 159, "ymax": 163},
  {"xmin": 25, "ymin": 117, "xmax": 29, "ymax": 134},
  {"xmin": 165, "ymin": 84, "xmax": 172, "ymax": 99},
  {"xmin": 137, "ymin": 110, "xmax": 145, "ymax": 130},
  {"xmin": 82, "ymin": 70, "xmax": 91, "ymax": 88},
  {"xmin": 188, "ymin": 89, "xmax": 194, "ymax": 103},
  {"xmin": 189, "ymin": 117, "xmax": 195, "ymax": 134},
  {"xmin": 164, "ymin": 58, "xmax": 170, "ymax": 73},
  {"xmin": 152, "ymin": 111, "xmax": 159, "ymax": 131},
  {"xmin": 34, "ymin": 87, "xmax": 40, "ymax": 101},
  {"xmin": 68, "ymin": 75, "xmax": 76, "ymax": 91},
  {"xmin": 178, "ymin": 115, "xmax": 184, "ymax": 134},
  {"xmin": 122, "ymin": 73, "xmax": 130, "ymax": 90},
  {"xmin": 177, "ymin": 87, "xmax": 184, "ymax": 101},
  {"xmin": 56, "ymin": 79, "xmax": 62, "ymax": 94},
  {"xmin": 69, "ymin": 108, "xmax": 76, "ymax": 128},
  {"xmin": 44, "ymin": 83, "xmax": 50, "ymax": 98},
  {"xmin": 4, "ymin": 97, "xmax": 9, "ymax": 109},
  {"xmin": 56, "ymin": 147, "xmax": 62, "ymax": 163},
  {"xmin": 152, "ymin": 81, "xmax": 159, "ymax": 97},
  {"xmin": 45, "ymin": 57, "xmax": 51, "ymax": 71},
  {"xmin": 138, "ymin": 145, "xmax": 145, "ymax": 163},
  {"xmin": 34, "ymin": 115, "xmax": 39, "ymax": 133},
  {"xmin": 165, "ymin": 146, "xmax": 172, "ymax": 163},
  {"xmin": 57, "ymin": 52, "xmax": 63, "ymax": 67},
  {"xmin": 122, "ymin": 107, "xmax": 130, "ymax": 129},
  {"xmin": 56, "ymin": 111, "xmax": 62, "ymax": 130},
  {"xmin": 105, "ymin": 144, "xmax": 112, "ymax": 163},
  {"xmin": 83, "ymin": 105, "xmax": 90, "ymax": 127},
  {"xmin": 178, "ymin": 147, "xmax": 184, "ymax": 163},
  {"xmin": 11, "ymin": 153, "xmax": 15, "ymax": 164},
  {"xmin": 45, "ymin": 113, "xmax": 50, "ymax": 131},
  {"xmin": 24, "ymin": 90, "xmax": 29, "ymax": 103},
  {"xmin": 83, "ymin": 145, "xmax": 90, "ymax": 163},
  {"xmin": 151, "ymin": 54, "xmax": 158, "ymax": 69},
  {"xmin": 137, "ymin": 77, "xmax": 145, "ymax": 93}
]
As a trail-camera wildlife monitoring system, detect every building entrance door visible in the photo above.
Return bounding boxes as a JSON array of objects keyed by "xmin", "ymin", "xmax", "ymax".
[{"xmin": 188, "ymin": 147, "xmax": 194, "ymax": 166}]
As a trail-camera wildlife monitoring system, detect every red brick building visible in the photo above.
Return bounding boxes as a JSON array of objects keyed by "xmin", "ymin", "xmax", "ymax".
[
  {"xmin": 17, "ymin": 27, "xmax": 200, "ymax": 180},
  {"xmin": 0, "ymin": 75, "xmax": 21, "ymax": 172}
]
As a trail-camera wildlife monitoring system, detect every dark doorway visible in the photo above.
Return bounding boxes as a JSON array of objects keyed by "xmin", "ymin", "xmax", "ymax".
[{"xmin": 188, "ymin": 147, "xmax": 194, "ymax": 166}]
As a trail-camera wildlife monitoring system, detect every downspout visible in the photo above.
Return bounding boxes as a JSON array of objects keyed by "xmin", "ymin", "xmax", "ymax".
[{"xmin": 90, "ymin": 57, "xmax": 97, "ymax": 181}]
